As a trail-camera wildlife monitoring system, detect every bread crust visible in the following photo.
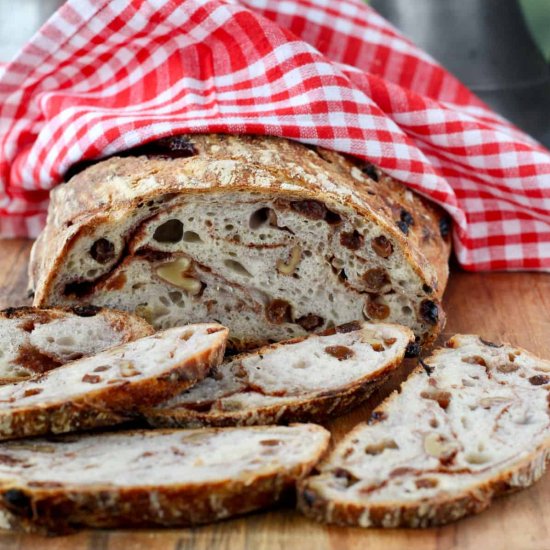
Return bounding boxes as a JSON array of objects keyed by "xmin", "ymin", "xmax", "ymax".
[
  {"xmin": 0, "ymin": 325, "xmax": 228, "ymax": 440},
  {"xmin": 298, "ymin": 441, "xmax": 550, "ymax": 528},
  {"xmin": 0, "ymin": 425, "xmax": 330, "ymax": 534},
  {"xmin": 29, "ymin": 135, "xmax": 450, "ymax": 344},
  {"xmin": 298, "ymin": 335, "xmax": 550, "ymax": 527},
  {"xmin": 146, "ymin": 366, "xmax": 398, "ymax": 428}
]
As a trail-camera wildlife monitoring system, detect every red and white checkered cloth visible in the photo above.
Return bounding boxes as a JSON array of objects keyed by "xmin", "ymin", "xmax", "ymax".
[{"xmin": 1, "ymin": 0, "xmax": 549, "ymax": 271}]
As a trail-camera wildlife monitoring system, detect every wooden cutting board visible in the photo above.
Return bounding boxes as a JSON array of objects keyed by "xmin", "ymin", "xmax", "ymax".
[{"xmin": 0, "ymin": 238, "xmax": 548, "ymax": 550}]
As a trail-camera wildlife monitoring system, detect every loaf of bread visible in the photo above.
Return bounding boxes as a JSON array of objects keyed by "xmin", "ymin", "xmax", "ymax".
[
  {"xmin": 0, "ymin": 306, "xmax": 153, "ymax": 383},
  {"xmin": 145, "ymin": 321, "xmax": 414, "ymax": 428},
  {"xmin": 298, "ymin": 335, "xmax": 550, "ymax": 527},
  {"xmin": 29, "ymin": 134, "xmax": 451, "ymax": 349},
  {"xmin": 0, "ymin": 425, "xmax": 329, "ymax": 533},
  {"xmin": 0, "ymin": 324, "xmax": 227, "ymax": 440}
]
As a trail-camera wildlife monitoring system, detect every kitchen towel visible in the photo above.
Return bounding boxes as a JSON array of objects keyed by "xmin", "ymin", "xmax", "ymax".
[{"xmin": 0, "ymin": 0, "xmax": 549, "ymax": 270}]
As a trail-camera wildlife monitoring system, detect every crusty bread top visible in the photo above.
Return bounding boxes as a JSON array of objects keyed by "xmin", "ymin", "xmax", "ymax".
[
  {"xmin": 299, "ymin": 334, "xmax": 550, "ymax": 526},
  {"xmin": 29, "ymin": 134, "xmax": 450, "ymax": 301},
  {"xmin": 0, "ymin": 306, "xmax": 153, "ymax": 381},
  {"xmin": 0, "ymin": 425, "xmax": 329, "ymax": 488},
  {"xmin": 152, "ymin": 321, "xmax": 413, "ymax": 419}
]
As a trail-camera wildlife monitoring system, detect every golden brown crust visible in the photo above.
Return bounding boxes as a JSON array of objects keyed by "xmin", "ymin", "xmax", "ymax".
[
  {"xmin": 2, "ymin": 475, "xmax": 298, "ymax": 534},
  {"xmin": 144, "ymin": 359, "xmax": 401, "ymax": 428},
  {"xmin": 298, "ymin": 444, "xmax": 550, "ymax": 528}
]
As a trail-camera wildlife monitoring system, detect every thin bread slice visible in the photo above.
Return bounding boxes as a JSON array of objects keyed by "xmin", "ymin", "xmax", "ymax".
[
  {"xmin": 0, "ymin": 424, "xmax": 330, "ymax": 533},
  {"xmin": 144, "ymin": 321, "xmax": 415, "ymax": 428},
  {"xmin": 0, "ymin": 324, "xmax": 227, "ymax": 441},
  {"xmin": 0, "ymin": 306, "xmax": 154, "ymax": 383},
  {"xmin": 298, "ymin": 334, "xmax": 550, "ymax": 527}
]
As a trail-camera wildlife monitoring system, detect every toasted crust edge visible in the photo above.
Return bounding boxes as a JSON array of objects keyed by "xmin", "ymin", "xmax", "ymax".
[
  {"xmin": 297, "ymin": 443, "xmax": 550, "ymax": 528},
  {"xmin": 144, "ymin": 367, "xmax": 396, "ymax": 428},
  {"xmin": 0, "ymin": 305, "xmax": 154, "ymax": 334}
]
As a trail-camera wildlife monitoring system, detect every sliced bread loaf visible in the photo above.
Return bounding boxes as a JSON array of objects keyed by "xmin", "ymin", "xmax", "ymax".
[
  {"xmin": 0, "ymin": 324, "xmax": 227, "ymax": 440},
  {"xmin": 145, "ymin": 321, "xmax": 414, "ymax": 428},
  {"xmin": 0, "ymin": 306, "xmax": 153, "ymax": 383},
  {"xmin": 30, "ymin": 134, "xmax": 451, "ymax": 349},
  {"xmin": 0, "ymin": 424, "xmax": 329, "ymax": 533},
  {"xmin": 298, "ymin": 334, "xmax": 550, "ymax": 527}
]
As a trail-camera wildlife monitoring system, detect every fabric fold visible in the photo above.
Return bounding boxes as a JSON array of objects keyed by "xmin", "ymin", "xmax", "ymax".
[{"xmin": 0, "ymin": 0, "xmax": 548, "ymax": 271}]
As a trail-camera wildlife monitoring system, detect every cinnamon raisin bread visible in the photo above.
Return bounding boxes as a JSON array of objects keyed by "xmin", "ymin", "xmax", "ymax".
[
  {"xmin": 298, "ymin": 334, "xmax": 550, "ymax": 527},
  {"xmin": 0, "ymin": 424, "xmax": 329, "ymax": 533},
  {"xmin": 0, "ymin": 306, "xmax": 153, "ymax": 383},
  {"xmin": 29, "ymin": 134, "xmax": 451, "ymax": 349},
  {"xmin": 0, "ymin": 324, "xmax": 227, "ymax": 440},
  {"xmin": 145, "ymin": 321, "xmax": 414, "ymax": 428}
]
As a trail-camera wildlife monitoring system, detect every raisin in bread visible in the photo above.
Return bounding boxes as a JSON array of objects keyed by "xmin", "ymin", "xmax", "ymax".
[
  {"xmin": 0, "ymin": 306, "xmax": 153, "ymax": 383},
  {"xmin": 145, "ymin": 321, "xmax": 414, "ymax": 428},
  {"xmin": 0, "ymin": 425, "xmax": 329, "ymax": 533},
  {"xmin": 29, "ymin": 134, "xmax": 451, "ymax": 349},
  {"xmin": 0, "ymin": 324, "xmax": 227, "ymax": 440},
  {"xmin": 298, "ymin": 334, "xmax": 550, "ymax": 527}
]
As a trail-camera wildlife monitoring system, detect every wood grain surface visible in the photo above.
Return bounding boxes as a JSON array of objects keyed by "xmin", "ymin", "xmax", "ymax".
[{"xmin": 0, "ymin": 239, "xmax": 548, "ymax": 550}]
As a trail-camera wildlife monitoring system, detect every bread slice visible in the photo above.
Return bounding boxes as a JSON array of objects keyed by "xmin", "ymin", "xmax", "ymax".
[
  {"xmin": 298, "ymin": 334, "xmax": 550, "ymax": 527},
  {"xmin": 0, "ymin": 324, "xmax": 227, "ymax": 441},
  {"xmin": 0, "ymin": 306, "xmax": 153, "ymax": 383},
  {"xmin": 145, "ymin": 321, "xmax": 414, "ymax": 428},
  {"xmin": 0, "ymin": 424, "xmax": 329, "ymax": 533},
  {"xmin": 30, "ymin": 134, "xmax": 451, "ymax": 349}
]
